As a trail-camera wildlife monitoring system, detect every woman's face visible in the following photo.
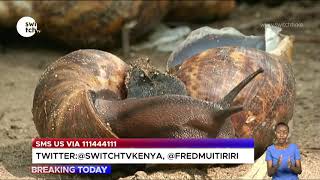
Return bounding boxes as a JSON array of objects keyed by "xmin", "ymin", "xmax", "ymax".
[{"xmin": 275, "ymin": 125, "xmax": 289, "ymax": 144}]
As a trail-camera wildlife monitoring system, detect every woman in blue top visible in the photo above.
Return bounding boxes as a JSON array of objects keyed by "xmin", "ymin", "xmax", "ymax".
[{"xmin": 266, "ymin": 122, "xmax": 302, "ymax": 179}]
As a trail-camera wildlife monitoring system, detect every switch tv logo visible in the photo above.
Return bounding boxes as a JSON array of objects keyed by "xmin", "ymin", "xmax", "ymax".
[{"xmin": 16, "ymin": 16, "xmax": 41, "ymax": 37}]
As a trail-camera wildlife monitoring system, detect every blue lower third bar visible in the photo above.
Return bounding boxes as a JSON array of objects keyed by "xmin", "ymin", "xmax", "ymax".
[
  {"xmin": 31, "ymin": 165, "xmax": 111, "ymax": 174},
  {"xmin": 73, "ymin": 165, "xmax": 111, "ymax": 174}
]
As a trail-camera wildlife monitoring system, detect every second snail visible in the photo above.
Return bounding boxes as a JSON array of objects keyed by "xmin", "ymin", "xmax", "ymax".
[{"xmin": 32, "ymin": 25, "xmax": 295, "ymax": 159}]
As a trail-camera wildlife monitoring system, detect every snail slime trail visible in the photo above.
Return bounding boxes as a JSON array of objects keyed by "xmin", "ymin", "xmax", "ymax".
[{"xmin": 33, "ymin": 49, "xmax": 263, "ymax": 140}]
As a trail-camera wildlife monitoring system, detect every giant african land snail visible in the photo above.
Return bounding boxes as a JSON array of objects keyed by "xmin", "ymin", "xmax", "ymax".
[
  {"xmin": 32, "ymin": 25, "xmax": 295, "ymax": 159},
  {"xmin": 32, "ymin": 49, "xmax": 262, "ymax": 140},
  {"xmin": 167, "ymin": 25, "xmax": 295, "ymax": 158}
]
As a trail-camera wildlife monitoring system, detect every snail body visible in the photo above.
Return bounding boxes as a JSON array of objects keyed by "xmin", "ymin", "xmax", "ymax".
[
  {"xmin": 95, "ymin": 95, "xmax": 237, "ymax": 138},
  {"xmin": 167, "ymin": 27, "xmax": 295, "ymax": 158},
  {"xmin": 32, "ymin": 49, "xmax": 263, "ymax": 140}
]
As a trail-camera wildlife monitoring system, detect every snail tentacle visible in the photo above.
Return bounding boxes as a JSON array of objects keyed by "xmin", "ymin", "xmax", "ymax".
[{"xmin": 219, "ymin": 67, "xmax": 264, "ymax": 108}]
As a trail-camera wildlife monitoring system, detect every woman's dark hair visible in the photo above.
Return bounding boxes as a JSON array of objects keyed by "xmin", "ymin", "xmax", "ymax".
[{"xmin": 275, "ymin": 122, "xmax": 289, "ymax": 131}]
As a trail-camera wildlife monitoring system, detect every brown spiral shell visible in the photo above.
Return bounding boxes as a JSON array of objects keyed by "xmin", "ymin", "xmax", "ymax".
[
  {"xmin": 173, "ymin": 47, "xmax": 295, "ymax": 157},
  {"xmin": 32, "ymin": 49, "xmax": 129, "ymax": 138},
  {"xmin": 0, "ymin": 1, "xmax": 170, "ymax": 48}
]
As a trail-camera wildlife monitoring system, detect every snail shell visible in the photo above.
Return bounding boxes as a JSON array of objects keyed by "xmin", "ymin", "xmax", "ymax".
[
  {"xmin": 0, "ymin": 1, "xmax": 169, "ymax": 48},
  {"xmin": 32, "ymin": 49, "xmax": 263, "ymax": 139},
  {"xmin": 168, "ymin": 35, "xmax": 295, "ymax": 158},
  {"xmin": 32, "ymin": 49, "xmax": 128, "ymax": 137}
]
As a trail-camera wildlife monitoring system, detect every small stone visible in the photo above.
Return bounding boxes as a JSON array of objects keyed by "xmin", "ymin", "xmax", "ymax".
[
  {"xmin": 134, "ymin": 171, "xmax": 148, "ymax": 179},
  {"xmin": 10, "ymin": 125, "xmax": 21, "ymax": 129}
]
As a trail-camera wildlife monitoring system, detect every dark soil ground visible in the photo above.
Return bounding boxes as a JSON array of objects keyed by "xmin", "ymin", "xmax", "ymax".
[{"xmin": 0, "ymin": 1, "xmax": 319, "ymax": 179}]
